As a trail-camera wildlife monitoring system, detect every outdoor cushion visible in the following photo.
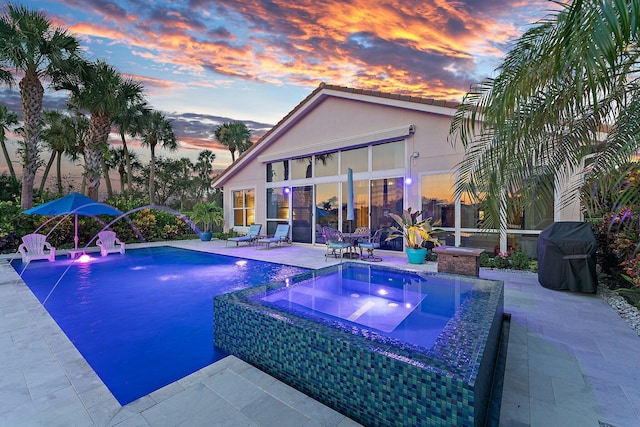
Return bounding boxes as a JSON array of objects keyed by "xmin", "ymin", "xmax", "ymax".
[{"xmin": 227, "ymin": 224, "xmax": 262, "ymax": 246}]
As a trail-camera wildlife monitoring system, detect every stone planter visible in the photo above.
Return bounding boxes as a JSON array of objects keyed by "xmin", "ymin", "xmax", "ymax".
[{"xmin": 406, "ymin": 247, "xmax": 427, "ymax": 264}]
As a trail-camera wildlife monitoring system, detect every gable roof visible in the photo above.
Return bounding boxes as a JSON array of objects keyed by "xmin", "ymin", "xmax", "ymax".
[{"xmin": 212, "ymin": 82, "xmax": 460, "ymax": 188}]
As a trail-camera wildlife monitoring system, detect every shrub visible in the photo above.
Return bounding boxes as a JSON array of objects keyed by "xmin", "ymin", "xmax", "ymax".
[{"xmin": 509, "ymin": 251, "xmax": 532, "ymax": 270}]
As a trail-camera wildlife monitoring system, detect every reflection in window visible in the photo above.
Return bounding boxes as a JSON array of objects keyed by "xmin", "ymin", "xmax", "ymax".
[
  {"xmin": 314, "ymin": 152, "xmax": 338, "ymax": 177},
  {"xmin": 266, "ymin": 187, "xmax": 289, "ymax": 219},
  {"xmin": 421, "ymin": 174, "xmax": 455, "ymax": 227},
  {"xmin": 370, "ymin": 177, "xmax": 404, "ymax": 251},
  {"xmin": 291, "ymin": 156, "xmax": 312, "ymax": 179},
  {"xmin": 315, "ymin": 183, "xmax": 339, "ymax": 243},
  {"xmin": 340, "ymin": 147, "xmax": 368, "ymax": 173},
  {"xmin": 232, "ymin": 189, "xmax": 255, "ymax": 227},
  {"xmin": 372, "ymin": 140, "xmax": 405, "ymax": 170},
  {"xmin": 266, "ymin": 161, "xmax": 288, "ymax": 182},
  {"xmin": 342, "ymin": 179, "xmax": 369, "ymax": 231}
]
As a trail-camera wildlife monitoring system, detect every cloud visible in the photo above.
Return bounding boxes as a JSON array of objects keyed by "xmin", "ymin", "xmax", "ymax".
[{"xmin": 50, "ymin": 0, "xmax": 552, "ymax": 101}]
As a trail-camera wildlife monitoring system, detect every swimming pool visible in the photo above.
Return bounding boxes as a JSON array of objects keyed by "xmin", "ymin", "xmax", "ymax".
[
  {"xmin": 12, "ymin": 247, "xmax": 307, "ymax": 405},
  {"xmin": 215, "ymin": 263, "xmax": 504, "ymax": 426}
]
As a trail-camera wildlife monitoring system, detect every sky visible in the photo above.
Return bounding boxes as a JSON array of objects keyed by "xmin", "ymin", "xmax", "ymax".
[{"xmin": 0, "ymin": 0, "xmax": 557, "ymax": 186}]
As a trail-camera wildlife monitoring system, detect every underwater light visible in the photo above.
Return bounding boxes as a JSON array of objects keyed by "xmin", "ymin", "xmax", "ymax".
[
  {"xmin": 77, "ymin": 254, "xmax": 92, "ymax": 263},
  {"xmin": 235, "ymin": 260, "xmax": 248, "ymax": 266},
  {"xmin": 378, "ymin": 289, "xmax": 388, "ymax": 296}
]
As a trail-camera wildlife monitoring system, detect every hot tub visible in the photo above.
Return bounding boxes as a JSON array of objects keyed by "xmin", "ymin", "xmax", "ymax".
[{"xmin": 214, "ymin": 263, "xmax": 504, "ymax": 426}]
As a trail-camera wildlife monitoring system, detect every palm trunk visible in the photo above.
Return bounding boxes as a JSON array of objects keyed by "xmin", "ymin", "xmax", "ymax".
[
  {"xmin": 121, "ymin": 130, "xmax": 133, "ymax": 195},
  {"xmin": 86, "ymin": 114, "xmax": 111, "ymax": 200},
  {"xmin": 39, "ymin": 151, "xmax": 55, "ymax": 193},
  {"xmin": 19, "ymin": 74, "xmax": 44, "ymax": 209},
  {"xmin": 0, "ymin": 136, "xmax": 16, "ymax": 179},
  {"xmin": 102, "ymin": 158, "xmax": 113, "ymax": 199},
  {"xmin": 56, "ymin": 151, "xmax": 62, "ymax": 194},
  {"xmin": 149, "ymin": 143, "xmax": 156, "ymax": 204}
]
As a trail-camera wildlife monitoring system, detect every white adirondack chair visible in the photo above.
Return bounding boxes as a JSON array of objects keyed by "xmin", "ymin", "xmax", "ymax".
[
  {"xmin": 96, "ymin": 231, "xmax": 125, "ymax": 256},
  {"xmin": 18, "ymin": 233, "xmax": 56, "ymax": 263}
]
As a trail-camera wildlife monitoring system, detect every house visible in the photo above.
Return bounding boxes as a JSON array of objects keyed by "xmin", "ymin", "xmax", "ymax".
[{"xmin": 212, "ymin": 83, "xmax": 581, "ymax": 256}]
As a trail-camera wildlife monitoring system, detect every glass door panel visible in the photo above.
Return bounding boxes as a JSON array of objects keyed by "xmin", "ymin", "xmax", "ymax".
[
  {"xmin": 370, "ymin": 177, "xmax": 404, "ymax": 251},
  {"xmin": 341, "ymin": 179, "xmax": 369, "ymax": 233},
  {"xmin": 315, "ymin": 183, "xmax": 339, "ymax": 244},
  {"xmin": 292, "ymin": 185, "xmax": 313, "ymax": 243}
]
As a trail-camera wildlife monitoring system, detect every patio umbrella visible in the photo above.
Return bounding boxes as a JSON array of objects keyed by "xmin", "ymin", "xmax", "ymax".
[
  {"xmin": 23, "ymin": 192, "xmax": 122, "ymax": 250},
  {"xmin": 347, "ymin": 167, "xmax": 354, "ymax": 232}
]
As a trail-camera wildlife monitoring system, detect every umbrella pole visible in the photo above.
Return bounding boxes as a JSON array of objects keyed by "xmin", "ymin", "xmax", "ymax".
[{"xmin": 74, "ymin": 214, "xmax": 79, "ymax": 250}]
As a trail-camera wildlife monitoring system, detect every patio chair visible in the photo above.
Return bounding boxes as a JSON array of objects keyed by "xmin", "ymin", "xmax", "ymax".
[
  {"xmin": 96, "ymin": 230, "xmax": 125, "ymax": 256},
  {"xmin": 323, "ymin": 226, "xmax": 351, "ymax": 262},
  {"xmin": 256, "ymin": 224, "xmax": 291, "ymax": 249},
  {"xmin": 226, "ymin": 224, "xmax": 262, "ymax": 247},
  {"xmin": 358, "ymin": 228, "xmax": 383, "ymax": 262},
  {"xmin": 18, "ymin": 233, "xmax": 56, "ymax": 263}
]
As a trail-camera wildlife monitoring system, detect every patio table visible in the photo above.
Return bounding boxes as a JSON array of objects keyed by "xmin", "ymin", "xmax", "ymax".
[{"xmin": 341, "ymin": 233, "xmax": 369, "ymax": 259}]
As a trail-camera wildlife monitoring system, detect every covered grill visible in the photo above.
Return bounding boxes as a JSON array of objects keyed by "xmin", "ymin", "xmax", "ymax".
[{"xmin": 537, "ymin": 222, "xmax": 598, "ymax": 293}]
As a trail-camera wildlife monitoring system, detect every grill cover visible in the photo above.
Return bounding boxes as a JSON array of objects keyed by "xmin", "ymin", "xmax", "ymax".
[{"xmin": 537, "ymin": 222, "xmax": 598, "ymax": 293}]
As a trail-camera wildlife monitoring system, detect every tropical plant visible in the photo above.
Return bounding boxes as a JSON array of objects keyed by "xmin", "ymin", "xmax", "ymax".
[
  {"xmin": 0, "ymin": 3, "xmax": 81, "ymax": 208},
  {"xmin": 190, "ymin": 201, "xmax": 224, "ymax": 233},
  {"xmin": 449, "ymin": 0, "xmax": 640, "ymax": 234},
  {"xmin": 214, "ymin": 121, "xmax": 251, "ymax": 162},
  {"xmin": 0, "ymin": 105, "xmax": 18, "ymax": 179},
  {"xmin": 58, "ymin": 60, "xmax": 144, "ymax": 200},
  {"xmin": 139, "ymin": 111, "xmax": 177, "ymax": 204},
  {"xmin": 386, "ymin": 208, "xmax": 440, "ymax": 249},
  {"xmin": 112, "ymin": 88, "xmax": 148, "ymax": 195},
  {"xmin": 39, "ymin": 110, "xmax": 80, "ymax": 193}
]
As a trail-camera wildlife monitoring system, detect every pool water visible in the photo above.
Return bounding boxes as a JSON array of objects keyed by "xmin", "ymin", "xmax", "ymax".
[
  {"xmin": 12, "ymin": 247, "xmax": 307, "ymax": 405},
  {"xmin": 260, "ymin": 266, "xmax": 475, "ymax": 349}
]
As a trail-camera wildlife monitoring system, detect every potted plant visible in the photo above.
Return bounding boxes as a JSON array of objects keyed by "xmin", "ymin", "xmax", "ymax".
[
  {"xmin": 386, "ymin": 208, "xmax": 440, "ymax": 264},
  {"xmin": 190, "ymin": 201, "xmax": 224, "ymax": 241}
]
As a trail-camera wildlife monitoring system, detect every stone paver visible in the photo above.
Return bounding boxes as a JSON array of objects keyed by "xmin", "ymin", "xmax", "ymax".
[{"xmin": 1, "ymin": 239, "xmax": 639, "ymax": 426}]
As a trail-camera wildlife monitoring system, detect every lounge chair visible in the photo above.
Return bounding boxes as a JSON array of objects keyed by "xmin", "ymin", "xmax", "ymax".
[
  {"xmin": 226, "ymin": 224, "xmax": 262, "ymax": 247},
  {"xmin": 256, "ymin": 224, "xmax": 291, "ymax": 249},
  {"xmin": 18, "ymin": 233, "xmax": 56, "ymax": 263},
  {"xmin": 323, "ymin": 227, "xmax": 351, "ymax": 262},
  {"xmin": 96, "ymin": 230, "xmax": 125, "ymax": 256},
  {"xmin": 358, "ymin": 228, "xmax": 383, "ymax": 262}
]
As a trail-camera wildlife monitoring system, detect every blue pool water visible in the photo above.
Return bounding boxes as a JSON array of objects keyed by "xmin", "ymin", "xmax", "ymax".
[
  {"xmin": 12, "ymin": 247, "xmax": 307, "ymax": 405},
  {"xmin": 259, "ymin": 265, "xmax": 475, "ymax": 349}
]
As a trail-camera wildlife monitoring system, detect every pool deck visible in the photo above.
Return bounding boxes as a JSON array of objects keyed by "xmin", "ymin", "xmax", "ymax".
[{"xmin": 1, "ymin": 239, "xmax": 639, "ymax": 426}]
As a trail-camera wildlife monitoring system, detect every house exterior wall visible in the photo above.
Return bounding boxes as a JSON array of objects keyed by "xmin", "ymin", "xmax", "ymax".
[{"xmin": 216, "ymin": 86, "xmax": 584, "ymax": 255}]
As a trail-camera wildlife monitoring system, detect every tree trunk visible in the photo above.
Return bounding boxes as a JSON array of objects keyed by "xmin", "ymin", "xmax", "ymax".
[
  {"xmin": 102, "ymin": 157, "xmax": 113, "ymax": 199},
  {"xmin": 0, "ymin": 136, "xmax": 16, "ymax": 179},
  {"xmin": 56, "ymin": 151, "xmax": 62, "ymax": 194},
  {"xmin": 149, "ymin": 143, "xmax": 156, "ymax": 204},
  {"xmin": 121, "ymin": 130, "xmax": 133, "ymax": 195},
  {"xmin": 19, "ymin": 74, "xmax": 44, "ymax": 209},
  {"xmin": 85, "ymin": 114, "xmax": 111, "ymax": 200},
  {"xmin": 39, "ymin": 151, "xmax": 55, "ymax": 193}
]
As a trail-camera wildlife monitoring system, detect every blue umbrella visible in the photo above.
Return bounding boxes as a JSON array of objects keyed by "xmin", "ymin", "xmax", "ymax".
[
  {"xmin": 24, "ymin": 192, "xmax": 122, "ymax": 250},
  {"xmin": 347, "ymin": 168, "xmax": 355, "ymax": 232}
]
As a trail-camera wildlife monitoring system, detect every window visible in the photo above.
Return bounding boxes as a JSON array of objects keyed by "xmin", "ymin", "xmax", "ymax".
[
  {"xmin": 266, "ymin": 161, "xmax": 288, "ymax": 182},
  {"xmin": 314, "ymin": 152, "xmax": 338, "ymax": 177},
  {"xmin": 291, "ymin": 156, "xmax": 312, "ymax": 179},
  {"xmin": 421, "ymin": 174, "xmax": 455, "ymax": 227},
  {"xmin": 372, "ymin": 140, "xmax": 405, "ymax": 170},
  {"xmin": 232, "ymin": 189, "xmax": 255, "ymax": 227},
  {"xmin": 266, "ymin": 187, "xmax": 289, "ymax": 219},
  {"xmin": 340, "ymin": 147, "xmax": 368, "ymax": 173}
]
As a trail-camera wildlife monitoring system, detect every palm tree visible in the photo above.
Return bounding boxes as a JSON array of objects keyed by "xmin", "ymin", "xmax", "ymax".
[
  {"xmin": 0, "ymin": 105, "xmax": 18, "ymax": 179},
  {"xmin": 449, "ymin": 0, "xmax": 640, "ymax": 232},
  {"xmin": 59, "ymin": 60, "xmax": 132, "ymax": 200},
  {"xmin": 40, "ymin": 110, "xmax": 71, "ymax": 193},
  {"xmin": 214, "ymin": 121, "xmax": 251, "ymax": 162},
  {"xmin": 139, "ymin": 111, "xmax": 177, "ymax": 204},
  {"xmin": 194, "ymin": 149, "xmax": 216, "ymax": 200},
  {"xmin": 112, "ymin": 86, "xmax": 148, "ymax": 195},
  {"xmin": 0, "ymin": 4, "xmax": 80, "ymax": 208}
]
